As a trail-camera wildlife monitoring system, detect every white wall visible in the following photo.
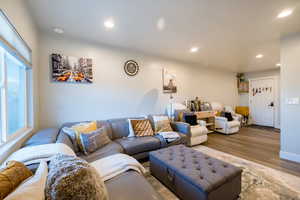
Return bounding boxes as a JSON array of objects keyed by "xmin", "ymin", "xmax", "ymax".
[
  {"xmin": 0, "ymin": 0, "xmax": 40, "ymax": 131},
  {"xmin": 280, "ymin": 32, "xmax": 300, "ymax": 163},
  {"xmin": 39, "ymin": 33, "xmax": 239, "ymax": 128}
]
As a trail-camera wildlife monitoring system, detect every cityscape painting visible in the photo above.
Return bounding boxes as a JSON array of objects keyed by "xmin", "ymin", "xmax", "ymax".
[{"xmin": 51, "ymin": 53, "xmax": 93, "ymax": 83}]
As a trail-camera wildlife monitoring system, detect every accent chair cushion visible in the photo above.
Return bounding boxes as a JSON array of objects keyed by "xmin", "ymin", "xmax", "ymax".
[
  {"xmin": 46, "ymin": 154, "xmax": 108, "ymax": 200},
  {"xmin": 0, "ymin": 161, "xmax": 33, "ymax": 199},
  {"xmin": 79, "ymin": 127, "xmax": 112, "ymax": 155}
]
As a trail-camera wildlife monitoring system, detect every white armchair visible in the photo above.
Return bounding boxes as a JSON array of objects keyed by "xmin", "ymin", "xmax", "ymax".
[
  {"xmin": 211, "ymin": 102, "xmax": 241, "ymax": 135},
  {"xmin": 215, "ymin": 116, "xmax": 240, "ymax": 134}
]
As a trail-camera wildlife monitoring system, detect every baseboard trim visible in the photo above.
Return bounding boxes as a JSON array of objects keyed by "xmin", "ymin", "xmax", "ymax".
[{"xmin": 280, "ymin": 151, "xmax": 300, "ymax": 163}]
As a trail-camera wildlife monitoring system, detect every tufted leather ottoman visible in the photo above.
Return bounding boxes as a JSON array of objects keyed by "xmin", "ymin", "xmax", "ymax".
[{"xmin": 149, "ymin": 145, "xmax": 242, "ymax": 200}]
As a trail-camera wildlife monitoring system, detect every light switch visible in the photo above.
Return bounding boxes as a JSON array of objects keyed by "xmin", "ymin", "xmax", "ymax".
[{"xmin": 286, "ymin": 97, "xmax": 300, "ymax": 105}]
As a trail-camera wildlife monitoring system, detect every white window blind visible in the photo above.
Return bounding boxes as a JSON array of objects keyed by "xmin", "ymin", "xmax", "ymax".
[{"xmin": 0, "ymin": 9, "xmax": 32, "ymax": 67}]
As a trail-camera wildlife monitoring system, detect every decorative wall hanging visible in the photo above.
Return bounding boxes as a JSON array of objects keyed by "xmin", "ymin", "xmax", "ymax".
[
  {"xmin": 51, "ymin": 53, "xmax": 93, "ymax": 83},
  {"xmin": 124, "ymin": 60, "xmax": 139, "ymax": 76},
  {"xmin": 162, "ymin": 68, "xmax": 177, "ymax": 94},
  {"xmin": 236, "ymin": 73, "xmax": 249, "ymax": 93}
]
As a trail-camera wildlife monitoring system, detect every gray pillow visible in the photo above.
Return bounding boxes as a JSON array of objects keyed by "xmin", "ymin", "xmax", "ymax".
[
  {"xmin": 62, "ymin": 127, "xmax": 80, "ymax": 153},
  {"xmin": 45, "ymin": 154, "xmax": 108, "ymax": 200},
  {"xmin": 80, "ymin": 127, "xmax": 111, "ymax": 155}
]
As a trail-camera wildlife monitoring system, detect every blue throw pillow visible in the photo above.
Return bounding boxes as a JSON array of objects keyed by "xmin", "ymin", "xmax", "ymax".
[{"xmin": 79, "ymin": 127, "xmax": 111, "ymax": 155}]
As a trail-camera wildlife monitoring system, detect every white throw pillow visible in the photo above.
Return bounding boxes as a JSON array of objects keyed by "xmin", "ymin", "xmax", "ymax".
[{"xmin": 5, "ymin": 161, "xmax": 48, "ymax": 200}]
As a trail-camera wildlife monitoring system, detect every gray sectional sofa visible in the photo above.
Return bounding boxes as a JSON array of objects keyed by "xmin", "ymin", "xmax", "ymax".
[{"xmin": 21, "ymin": 117, "xmax": 191, "ymax": 200}]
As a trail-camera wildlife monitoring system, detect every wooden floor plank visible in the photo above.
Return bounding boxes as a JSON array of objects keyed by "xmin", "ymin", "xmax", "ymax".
[{"xmin": 204, "ymin": 127, "xmax": 300, "ymax": 177}]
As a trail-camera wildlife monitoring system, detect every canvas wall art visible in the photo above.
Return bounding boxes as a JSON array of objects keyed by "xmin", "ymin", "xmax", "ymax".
[
  {"xmin": 51, "ymin": 53, "xmax": 93, "ymax": 83},
  {"xmin": 162, "ymin": 68, "xmax": 177, "ymax": 94}
]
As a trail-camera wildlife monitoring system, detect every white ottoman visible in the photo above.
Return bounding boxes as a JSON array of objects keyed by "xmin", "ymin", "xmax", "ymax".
[{"xmin": 188, "ymin": 125, "xmax": 208, "ymax": 146}]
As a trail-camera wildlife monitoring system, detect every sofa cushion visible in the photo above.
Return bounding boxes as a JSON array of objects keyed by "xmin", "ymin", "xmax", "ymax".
[
  {"xmin": 115, "ymin": 137, "xmax": 161, "ymax": 156},
  {"xmin": 79, "ymin": 142, "xmax": 124, "ymax": 163},
  {"xmin": 56, "ymin": 131, "xmax": 75, "ymax": 152},
  {"xmin": 105, "ymin": 171, "xmax": 162, "ymax": 200},
  {"xmin": 107, "ymin": 118, "xmax": 130, "ymax": 139},
  {"xmin": 22, "ymin": 128, "xmax": 59, "ymax": 147},
  {"xmin": 227, "ymin": 121, "xmax": 240, "ymax": 128}
]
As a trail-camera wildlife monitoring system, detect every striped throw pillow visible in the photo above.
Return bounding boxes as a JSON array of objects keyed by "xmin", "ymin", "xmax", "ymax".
[{"xmin": 130, "ymin": 119, "xmax": 154, "ymax": 137}]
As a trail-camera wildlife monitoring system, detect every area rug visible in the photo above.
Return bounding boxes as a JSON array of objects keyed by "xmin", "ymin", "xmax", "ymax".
[{"xmin": 144, "ymin": 146, "xmax": 300, "ymax": 200}]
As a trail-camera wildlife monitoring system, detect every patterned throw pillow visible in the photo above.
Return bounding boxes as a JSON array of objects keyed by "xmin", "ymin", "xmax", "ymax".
[
  {"xmin": 0, "ymin": 161, "xmax": 33, "ymax": 199},
  {"xmin": 152, "ymin": 115, "xmax": 173, "ymax": 133},
  {"xmin": 45, "ymin": 154, "xmax": 108, "ymax": 200},
  {"xmin": 130, "ymin": 119, "xmax": 154, "ymax": 137},
  {"xmin": 62, "ymin": 121, "xmax": 98, "ymax": 153},
  {"xmin": 80, "ymin": 128, "xmax": 111, "ymax": 155}
]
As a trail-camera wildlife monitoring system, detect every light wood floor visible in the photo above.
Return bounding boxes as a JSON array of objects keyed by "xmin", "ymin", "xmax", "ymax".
[{"xmin": 203, "ymin": 127, "xmax": 300, "ymax": 177}]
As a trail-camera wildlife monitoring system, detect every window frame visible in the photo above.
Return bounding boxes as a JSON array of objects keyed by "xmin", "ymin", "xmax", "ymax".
[
  {"xmin": 0, "ymin": 46, "xmax": 32, "ymax": 143},
  {"xmin": 0, "ymin": 9, "xmax": 33, "ymax": 143}
]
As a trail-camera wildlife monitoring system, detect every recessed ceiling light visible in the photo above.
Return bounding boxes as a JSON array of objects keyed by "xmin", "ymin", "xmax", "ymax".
[
  {"xmin": 104, "ymin": 19, "xmax": 115, "ymax": 29},
  {"xmin": 190, "ymin": 47, "xmax": 199, "ymax": 53},
  {"xmin": 276, "ymin": 63, "xmax": 281, "ymax": 67},
  {"xmin": 53, "ymin": 27, "xmax": 64, "ymax": 34},
  {"xmin": 277, "ymin": 9, "xmax": 293, "ymax": 18},
  {"xmin": 256, "ymin": 54, "xmax": 264, "ymax": 58}
]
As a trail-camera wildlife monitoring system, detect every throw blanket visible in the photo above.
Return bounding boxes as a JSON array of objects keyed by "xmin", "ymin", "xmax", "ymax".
[
  {"xmin": 3, "ymin": 143, "xmax": 75, "ymax": 166},
  {"xmin": 158, "ymin": 132, "xmax": 180, "ymax": 142},
  {"xmin": 91, "ymin": 153, "xmax": 146, "ymax": 182}
]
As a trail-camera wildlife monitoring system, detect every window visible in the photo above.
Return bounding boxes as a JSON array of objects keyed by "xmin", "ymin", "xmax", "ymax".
[{"xmin": 0, "ymin": 10, "xmax": 33, "ymax": 143}]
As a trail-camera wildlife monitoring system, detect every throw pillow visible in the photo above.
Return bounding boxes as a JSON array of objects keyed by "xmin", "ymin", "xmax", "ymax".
[
  {"xmin": 224, "ymin": 112, "xmax": 234, "ymax": 121},
  {"xmin": 62, "ymin": 127, "xmax": 80, "ymax": 153},
  {"xmin": 5, "ymin": 161, "xmax": 48, "ymax": 200},
  {"xmin": 45, "ymin": 154, "xmax": 108, "ymax": 200},
  {"xmin": 152, "ymin": 115, "xmax": 173, "ymax": 133},
  {"xmin": 130, "ymin": 119, "xmax": 154, "ymax": 137},
  {"xmin": 0, "ymin": 161, "xmax": 33, "ymax": 199},
  {"xmin": 62, "ymin": 121, "xmax": 98, "ymax": 153},
  {"xmin": 80, "ymin": 127, "xmax": 112, "ymax": 155},
  {"xmin": 127, "ymin": 117, "xmax": 146, "ymax": 137},
  {"xmin": 184, "ymin": 114, "xmax": 198, "ymax": 126}
]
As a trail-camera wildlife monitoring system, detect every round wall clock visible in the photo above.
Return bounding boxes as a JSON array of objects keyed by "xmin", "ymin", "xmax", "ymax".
[{"xmin": 124, "ymin": 60, "xmax": 139, "ymax": 76}]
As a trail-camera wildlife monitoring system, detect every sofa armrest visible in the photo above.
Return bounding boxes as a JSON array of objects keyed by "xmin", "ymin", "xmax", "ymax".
[
  {"xmin": 215, "ymin": 116, "xmax": 228, "ymax": 122},
  {"xmin": 170, "ymin": 122, "xmax": 191, "ymax": 135}
]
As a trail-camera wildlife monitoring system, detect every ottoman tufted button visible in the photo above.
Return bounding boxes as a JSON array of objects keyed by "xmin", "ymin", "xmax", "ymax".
[
  {"xmin": 205, "ymin": 156, "xmax": 209, "ymax": 159},
  {"xmin": 208, "ymin": 162, "xmax": 212, "ymax": 166},
  {"xmin": 196, "ymin": 167, "xmax": 201, "ymax": 171},
  {"xmin": 193, "ymin": 160, "xmax": 198, "ymax": 164},
  {"xmin": 223, "ymin": 164, "xmax": 228, "ymax": 168},
  {"xmin": 182, "ymin": 165, "xmax": 186, "ymax": 169},
  {"xmin": 199, "ymin": 175, "xmax": 204, "ymax": 179},
  {"xmin": 212, "ymin": 170, "xmax": 216, "ymax": 173}
]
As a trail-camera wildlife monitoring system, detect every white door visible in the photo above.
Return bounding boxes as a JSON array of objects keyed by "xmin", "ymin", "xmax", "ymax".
[{"xmin": 249, "ymin": 77, "xmax": 275, "ymax": 127}]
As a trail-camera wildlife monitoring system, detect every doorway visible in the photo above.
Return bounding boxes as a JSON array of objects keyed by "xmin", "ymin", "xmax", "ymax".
[{"xmin": 249, "ymin": 76, "xmax": 279, "ymax": 128}]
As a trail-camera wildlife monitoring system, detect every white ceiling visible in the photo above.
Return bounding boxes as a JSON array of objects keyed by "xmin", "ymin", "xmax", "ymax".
[{"xmin": 27, "ymin": 0, "xmax": 300, "ymax": 72}]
